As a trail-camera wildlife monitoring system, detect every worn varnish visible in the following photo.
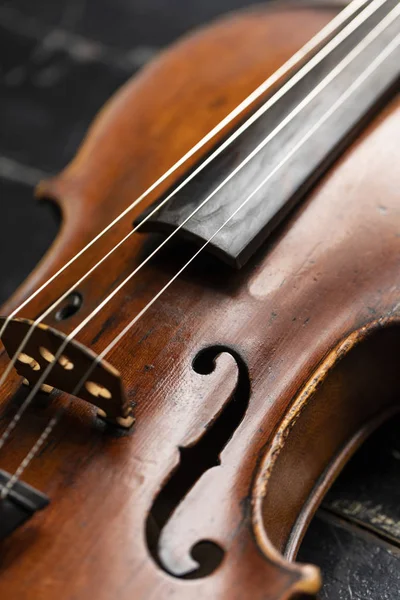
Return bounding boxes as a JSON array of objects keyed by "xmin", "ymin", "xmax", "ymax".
[{"xmin": 0, "ymin": 3, "xmax": 399, "ymax": 599}]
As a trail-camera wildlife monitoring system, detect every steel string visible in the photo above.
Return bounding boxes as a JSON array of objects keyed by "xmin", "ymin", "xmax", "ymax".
[
  {"xmin": 0, "ymin": 0, "xmax": 388, "ymax": 401},
  {"xmin": 0, "ymin": 0, "xmax": 378, "ymax": 396},
  {"xmin": 1, "ymin": 18, "xmax": 399, "ymax": 498},
  {"xmin": 0, "ymin": 0, "xmax": 395, "ymax": 460}
]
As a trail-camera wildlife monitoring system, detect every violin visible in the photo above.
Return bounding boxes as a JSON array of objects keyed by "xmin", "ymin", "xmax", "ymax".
[{"xmin": 0, "ymin": 0, "xmax": 399, "ymax": 597}]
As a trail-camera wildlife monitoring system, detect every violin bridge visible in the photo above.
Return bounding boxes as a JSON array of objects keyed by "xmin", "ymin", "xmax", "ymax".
[{"xmin": 0, "ymin": 317, "xmax": 134, "ymax": 429}]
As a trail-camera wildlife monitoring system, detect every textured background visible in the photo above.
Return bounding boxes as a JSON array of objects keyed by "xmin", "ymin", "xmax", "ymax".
[{"xmin": 0, "ymin": 1, "xmax": 399, "ymax": 598}]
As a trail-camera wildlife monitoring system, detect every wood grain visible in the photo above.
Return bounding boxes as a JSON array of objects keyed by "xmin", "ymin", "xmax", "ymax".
[{"xmin": 0, "ymin": 3, "xmax": 398, "ymax": 599}]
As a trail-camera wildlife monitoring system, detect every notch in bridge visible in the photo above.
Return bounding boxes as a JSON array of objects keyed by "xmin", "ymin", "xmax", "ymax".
[{"xmin": 0, "ymin": 317, "xmax": 134, "ymax": 429}]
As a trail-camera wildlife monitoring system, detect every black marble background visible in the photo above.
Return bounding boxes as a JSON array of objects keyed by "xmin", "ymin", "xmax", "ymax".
[{"xmin": 0, "ymin": 1, "xmax": 399, "ymax": 598}]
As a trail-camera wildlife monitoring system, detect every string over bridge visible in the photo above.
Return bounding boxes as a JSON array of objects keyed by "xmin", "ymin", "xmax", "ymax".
[{"xmin": 0, "ymin": 317, "xmax": 134, "ymax": 428}]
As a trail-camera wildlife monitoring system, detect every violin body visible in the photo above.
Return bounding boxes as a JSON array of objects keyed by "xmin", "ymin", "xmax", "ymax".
[{"xmin": 0, "ymin": 2, "xmax": 399, "ymax": 599}]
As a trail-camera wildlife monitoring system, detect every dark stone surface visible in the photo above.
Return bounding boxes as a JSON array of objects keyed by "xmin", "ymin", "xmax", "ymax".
[
  {"xmin": 0, "ymin": 176, "xmax": 59, "ymax": 304},
  {"xmin": 323, "ymin": 416, "xmax": 400, "ymax": 545},
  {"xmin": 0, "ymin": 20, "xmax": 132, "ymax": 173},
  {"xmin": 298, "ymin": 511, "xmax": 400, "ymax": 600},
  {"xmin": 0, "ymin": 0, "xmax": 268, "ymax": 49},
  {"xmin": 0, "ymin": 1, "xmax": 399, "ymax": 598}
]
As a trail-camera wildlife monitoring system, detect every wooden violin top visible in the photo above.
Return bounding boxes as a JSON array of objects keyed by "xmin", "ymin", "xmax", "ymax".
[{"xmin": 0, "ymin": 2, "xmax": 399, "ymax": 599}]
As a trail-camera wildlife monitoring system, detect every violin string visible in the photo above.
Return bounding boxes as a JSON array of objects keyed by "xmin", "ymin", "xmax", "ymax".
[
  {"xmin": 1, "ymin": 21, "xmax": 399, "ymax": 499},
  {"xmin": 0, "ymin": 1, "xmax": 396, "ymax": 468},
  {"xmin": 0, "ymin": 0, "xmax": 380, "ymax": 395},
  {"xmin": 0, "ymin": 0, "xmax": 370, "ymax": 333},
  {"xmin": 0, "ymin": 0, "xmax": 388, "ymax": 400},
  {"xmin": 0, "ymin": 0, "xmax": 395, "ymax": 461}
]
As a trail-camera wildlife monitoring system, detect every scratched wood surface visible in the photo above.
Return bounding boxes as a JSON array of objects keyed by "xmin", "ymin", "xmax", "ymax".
[{"xmin": 0, "ymin": 1, "xmax": 399, "ymax": 598}]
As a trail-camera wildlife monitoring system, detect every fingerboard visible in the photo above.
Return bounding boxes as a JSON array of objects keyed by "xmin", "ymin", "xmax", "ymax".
[{"xmin": 137, "ymin": 0, "xmax": 400, "ymax": 267}]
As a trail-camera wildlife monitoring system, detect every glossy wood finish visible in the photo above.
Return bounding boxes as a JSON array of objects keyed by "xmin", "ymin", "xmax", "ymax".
[{"xmin": 0, "ymin": 3, "xmax": 399, "ymax": 599}]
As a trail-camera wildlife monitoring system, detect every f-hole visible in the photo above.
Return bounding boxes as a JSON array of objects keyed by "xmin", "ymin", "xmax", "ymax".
[{"xmin": 146, "ymin": 345, "xmax": 251, "ymax": 579}]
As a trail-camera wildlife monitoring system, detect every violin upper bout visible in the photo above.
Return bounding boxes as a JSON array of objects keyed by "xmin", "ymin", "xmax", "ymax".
[{"xmin": 4, "ymin": 2, "xmax": 337, "ymax": 317}]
